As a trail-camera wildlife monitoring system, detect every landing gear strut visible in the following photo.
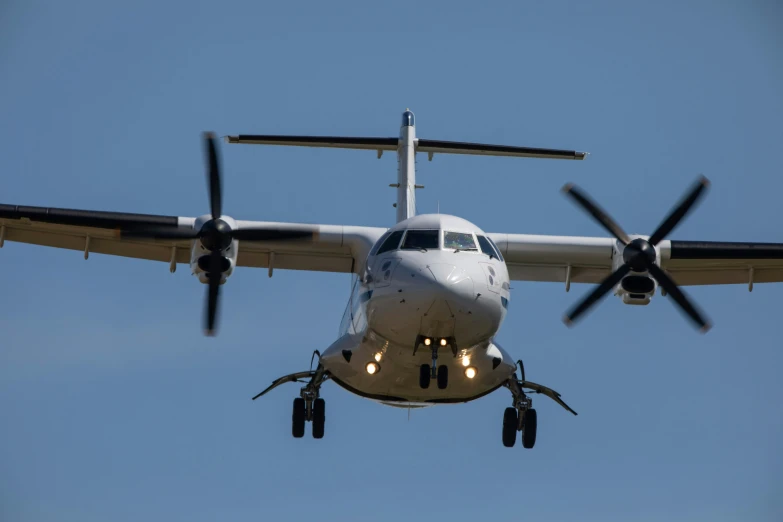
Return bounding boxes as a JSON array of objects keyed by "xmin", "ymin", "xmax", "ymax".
[
  {"xmin": 501, "ymin": 359, "xmax": 577, "ymax": 449},
  {"xmin": 415, "ymin": 336, "xmax": 456, "ymax": 390},
  {"xmin": 500, "ymin": 388, "xmax": 536, "ymax": 449},
  {"xmin": 253, "ymin": 350, "xmax": 330, "ymax": 440},
  {"xmin": 292, "ymin": 369, "xmax": 327, "ymax": 439}
]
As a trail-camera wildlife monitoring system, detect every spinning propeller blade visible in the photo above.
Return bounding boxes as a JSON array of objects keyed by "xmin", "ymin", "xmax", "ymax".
[
  {"xmin": 562, "ymin": 183, "xmax": 631, "ymax": 245},
  {"xmin": 564, "ymin": 264, "xmax": 631, "ymax": 326},
  {"xmin": 205, "ymin": 250, "xmax": 223, "ymax": 336},
  {"xmin": 120, "ymin": 227, "xmax": 199, "ymax": 240},
  {"xmin": 646, "ymin": 263, "xmax": 711, "ymax": 332},
  {"xmin": 205, "ymin": 132, "xmax": 222, "ymax": 220},
  {"xmin": 648, "ymin": 176, "xmax": 710, "ymax": 246}
]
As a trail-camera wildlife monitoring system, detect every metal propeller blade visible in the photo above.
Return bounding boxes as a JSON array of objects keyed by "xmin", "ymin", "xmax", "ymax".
[
  {"xmin": 645, "ymin": 262, "xmax": 711, "ymax": 332},
  {"xmin": 204, "ymin": 250, "xmax": 222, "ymax": 336},
  {"xmin": 205, "ymin": 132, "xmax": 222, "ymax": 220},
  {"xmin": 563, "ymin": 263, "xmax": 631, "ymax": 326},
  {"xmin": 562, "ymin": 183, "xmax": 631, "ymax": 245},
  {"xmin": 648, "ymin": 176, "xmax": 710, "ymax": 245}
]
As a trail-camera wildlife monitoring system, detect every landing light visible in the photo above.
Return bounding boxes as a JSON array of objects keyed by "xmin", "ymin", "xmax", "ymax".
[
  {"xmin": 461, "ymin": 356, "xmax": 471, "ymax": 367},
  {"xmin": 374, "ymin": 352, "xmax": 383, "ymax": 363},
  {"xmin": 424, "ymin": 338, "xmax": 432, "ymax": 346},
  {"xmin": 440, "ymin": 338, "xmax": 447, "ymax": 347},
  {"xmin": 366, "ymin": 362, "xmax": 380, "ymax": 375},
  {"xmin": 464, "ymin": 366, "xmax": 477, "ymax": 379}
]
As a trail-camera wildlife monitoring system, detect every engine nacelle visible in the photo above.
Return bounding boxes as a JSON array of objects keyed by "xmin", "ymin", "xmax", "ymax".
[
  {"xmin": 190, "ymin": 214, "xmax": 239, "ymax": 284},
  {"xmin": 612, "ymin": 236, "xmax": 660, "ymax": 306}
]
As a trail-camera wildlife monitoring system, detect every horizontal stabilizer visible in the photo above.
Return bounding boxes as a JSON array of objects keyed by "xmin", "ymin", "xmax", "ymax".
[
  {"xmin": 416, "ymin": 139, "xmax": 587, "ymax": 160},
  {"xmin": 225, "ymin": 135, "xmax": 398, "ymax": 151},
  {"xmin": 226, "ymin": 134, "xmax": 587, "ymax": 160}
]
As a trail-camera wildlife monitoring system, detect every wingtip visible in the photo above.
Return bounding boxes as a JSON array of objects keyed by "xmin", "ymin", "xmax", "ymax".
[
  {"xmin": 698, "ymin": 175, "xmax": 711, "ymax": 188},
  {"xmin": 561, "ymin": 183, "xmax": 575, "ymax": 195},
  {"xmin": 699, "ymin": 322, "xmax": 712, "ymax": 334},
  {"xmin": 562, "ymin": 315, "xmax": 574, "ymax": 328}
]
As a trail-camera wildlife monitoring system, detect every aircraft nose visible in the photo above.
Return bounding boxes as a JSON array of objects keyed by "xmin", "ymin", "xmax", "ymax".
[{"xmin": 427, "ymin": 263, "xmax": 475, "ymax": 302}]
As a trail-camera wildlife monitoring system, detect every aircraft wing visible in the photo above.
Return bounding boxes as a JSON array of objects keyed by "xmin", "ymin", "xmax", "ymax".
[
  {"xmin": 488, "ymin": 233, "xmax": 783, "ymax": 286},
  {"xmin": 0, "ymin": 204, "xmax": 386, "ymax": 274}
]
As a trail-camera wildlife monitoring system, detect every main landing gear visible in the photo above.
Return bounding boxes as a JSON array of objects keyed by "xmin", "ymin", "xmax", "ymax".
[
  {"xmin": 292, "ymin": 395, "xmax": 325, "ymax": 439},
  {"xmin": 252, "ymin": 350, "xmax": 330, "ymax": 440},
  {"xmin": 415, "ymin": 336, "xmax": 457, "ymax": 390},
  {"xmin": 501, "ymin": 359, "xmax": 578, "ymax": 449}
]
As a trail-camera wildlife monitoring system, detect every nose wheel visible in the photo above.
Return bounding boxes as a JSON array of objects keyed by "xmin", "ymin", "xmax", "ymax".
[
  {"xmin": 419, "ymin": 363, "xmax": 449, "ymax": 389},
  {"xmin": 416, "ymin": 338, "xmax": 454, "ymax": 389}
]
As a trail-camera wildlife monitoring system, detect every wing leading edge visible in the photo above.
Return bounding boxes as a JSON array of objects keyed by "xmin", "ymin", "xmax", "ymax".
[
  {"xmin": 0, "ymin": 204, "xmax": 386, "ymax": 274},
  {"xmin": 489, "ymin": 233, "xmax": 783, "ymax": 286}
]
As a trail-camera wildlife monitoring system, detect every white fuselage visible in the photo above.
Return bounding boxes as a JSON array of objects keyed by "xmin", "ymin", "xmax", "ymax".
[{"xmin": 320, "ymin": 214, "xmax": 518, "ymax": 407}]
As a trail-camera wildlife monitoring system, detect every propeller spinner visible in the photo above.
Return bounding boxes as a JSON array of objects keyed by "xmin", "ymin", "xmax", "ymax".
[
  {"xmin": 122, "ymin": 132, "xmax": 313, "ymax": 336},
  {"xmin": 561, "ymin": 176, "xmax": 712, "ymax": 333}
]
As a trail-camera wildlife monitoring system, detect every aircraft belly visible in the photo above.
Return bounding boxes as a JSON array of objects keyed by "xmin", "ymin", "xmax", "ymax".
[{"xmin": 320, "ymin": 330, "xmax": 517, "ymax": 405}]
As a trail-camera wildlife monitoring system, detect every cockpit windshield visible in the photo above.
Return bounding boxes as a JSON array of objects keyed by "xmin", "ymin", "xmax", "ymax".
[
  {"xmin": 372, "ymin": 228, "xmax": 487, "ymax": 256},
  {"xmin": 444, "ymin": 231, "xmax": 477, "ymax": 251},
  {"xmin": 401, "ymin": 230, "xmax": 439, "ymax": 250}
]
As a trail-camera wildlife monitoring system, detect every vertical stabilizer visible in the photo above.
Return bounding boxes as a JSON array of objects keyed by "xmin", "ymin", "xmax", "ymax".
[{"xmin": 396, "ymin": 110, "xmax": 416, "ymax": 223}]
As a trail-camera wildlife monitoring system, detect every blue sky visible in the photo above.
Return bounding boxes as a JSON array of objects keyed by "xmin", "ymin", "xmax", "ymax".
[{"xmin": 1, "ymin": 1, "xmax": 782, "ymax": 520}]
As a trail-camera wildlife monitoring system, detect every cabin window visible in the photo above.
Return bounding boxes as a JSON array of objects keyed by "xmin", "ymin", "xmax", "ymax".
[
  {"xmin": 376, "ymin": 230, "xmax": 404, "ymax": 255},
  {"xmin": 401, "ymin": 230, "xmax": 439, "ymax": 250},
  {"xmin": 444, "ymin": 231, "xmax": 477, "ymax": 251}
]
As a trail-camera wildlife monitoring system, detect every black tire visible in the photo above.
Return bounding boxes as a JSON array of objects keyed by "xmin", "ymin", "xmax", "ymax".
[
  {"xmin": 419, "ymin": 364, "xmax": 431, "ymax": 389},
  {"xmin": 312, "ymin": 398, "xmax": 325, "ymax": 439},
  {"xmin": 292, "ymin": 398, "xmax": 306, "ymax": 438},
  {"xmin": 522, "ymin": 408, "xmax": 537, "ymax": 449},
  {"xmin": 502, "ymin": 407, "xmax": 517, "ymax": 448},
  {"xmin": 437, "ymin": 364, "xmax": 449, "ymax": 390}
]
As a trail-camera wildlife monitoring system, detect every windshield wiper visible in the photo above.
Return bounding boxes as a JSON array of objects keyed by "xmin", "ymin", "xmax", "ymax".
[{"xmin": 454, "ymin": 248, "xmax": 478, "ymax": 253}]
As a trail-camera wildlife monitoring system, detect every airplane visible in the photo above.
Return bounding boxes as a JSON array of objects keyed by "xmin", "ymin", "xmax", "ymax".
[{"xmin": 2, "ymin": 109, "xmax": 783, "ymax": 448}]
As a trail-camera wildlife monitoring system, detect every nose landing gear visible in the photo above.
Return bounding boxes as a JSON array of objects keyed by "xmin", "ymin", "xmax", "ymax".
[
  {"xmin": 415, "ymin": 336, "xmax": 457, "ymax": 389},
  {"xmin": 502, "ymin": 359, "xmax": 577, "ymax": 448}
]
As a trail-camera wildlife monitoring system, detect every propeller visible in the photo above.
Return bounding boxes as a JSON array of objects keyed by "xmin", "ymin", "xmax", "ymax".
[
  {"xmin": 122, "ymin": 132, "xmax": 314, "ymax": 336},
  {"xmin": 561, "ymin": 176, "xmax": 712, "ymax": 333}
]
